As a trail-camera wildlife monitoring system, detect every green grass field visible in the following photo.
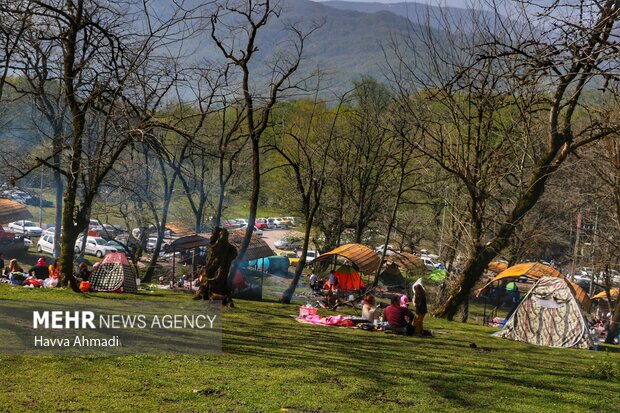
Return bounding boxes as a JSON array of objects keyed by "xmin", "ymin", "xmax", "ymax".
[{"xmin": 0, "ymin": 285, "xmax": 618, "ymax": 413}]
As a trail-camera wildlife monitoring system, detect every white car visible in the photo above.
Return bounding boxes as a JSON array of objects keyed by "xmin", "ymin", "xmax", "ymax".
[
  {"xmin": 251, "ymin": 226, "xmax": 263, "ymax": 237},
  {"xmin": 305, "ymin": 250, "xmax": 319, "ymax": 264},
  {"xmin": 8, "ymin": 220, "xmax": 43, "ymax": 236},
  {"xmin": 421, "ymin": 256, "xmax": 442, "ymax": 270},
  {"xmin": 274, "ymin": 236, "xmax": 303, "ymax": 250},
  {"xmin": 23, "ymin": 237, "xmax": 33, "ymax": 249},
  {"xmin": 37, "ymin": 234, "xmax": 56, "ymax": 254},
  {"xmin": 75, "ymin": 236, "xmax": 117, "ymax": 257},
  {"xmin": 43, "ymin": 226, "xmax": 56, "ymax": 236},
  {"xmin": 269, "ymin": 218, "xmax": 286, "ymax": 229},
  {"xmin": 375, "ymin": 244, "xmax": 396, "ymax": 256}
]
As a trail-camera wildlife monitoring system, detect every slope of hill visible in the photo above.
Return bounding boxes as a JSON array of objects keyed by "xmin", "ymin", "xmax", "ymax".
[
  {"xmin": 322, "ymin": 0, "xmax": 492, "ymax": 31},
  {"xmin": 247, "ymin": 0, "xmax": 436, "ymax": 91}
]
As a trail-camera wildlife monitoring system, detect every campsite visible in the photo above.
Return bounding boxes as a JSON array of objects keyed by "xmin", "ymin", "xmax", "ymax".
[
  {"xmin": 1, "ymin": 286, "xmax": 619, "ymax": 413},
  {"xmin": 1, "ymin": 0, "xmax": 620, "ymax": 412}
]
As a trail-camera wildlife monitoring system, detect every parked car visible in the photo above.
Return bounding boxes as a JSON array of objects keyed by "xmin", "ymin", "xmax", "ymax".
[
  {"xmin": 23, "ymin": 237, "xmax": 33, "ymax": 249},
  {"xmin": 37, "ymin": 234, "xmax": 56, "ymax": 254},
  {"xmin": 256, "ymin": 218, "xmax": 273, "ymax": 230},
  {"xmin": 269, "ymin": 218, "xmax": 286, "ymax": 229},
  {"xmin": 283, "ymin": 216, "xmax": 296, "ymax": 226},
  {"xmin": 105, "ymin": 239, "xmax": 129, "ymax": 254},
  {"xmin": 421, "ymin": 256, "xmax": 441, "ymax": 270},
  {"xmin": 236, "ymin": 219, "xmax": 249, "ymax": 228},
  {"xmin": 279, "ymin": 251, "xmax": 299, "ymax": 265},
  {"xmin": 0, "ymin": 225, "xmax": 16, "ymax": 243},
  {"xmin": 274, "ymin": 235, "xmax": 303, "ymax": 250},
  {"xmin": 305, "ymin": 250, "xmax": 319, "ymax": 264},
  {"xmin": 279, "ymin": 217, "xmax": 293, "ymax": 227},
  {"xmin": 375, "ymin": 244, "xmax": 396, "ymax": 256},
  {"xmin": 223, "ymin": 220, "xmax": 242, "ymax": 229},
  {"xmin": 43, "ymin": 226, "xmax": 56, "ymax": 237},
  {"xmin": 251, "ymin": 226, "xmax": 263, "ymax": 237},
  {"xmin": 8, "ymin": 220, "xmax": 43, "ymax": 236},
  {"xmin": 75, "ymin": 236, "xmax": 117, "ymax": 257},
  {"xmin": 132, "ymin": 225, "xmax": 173, "ymax": 239}
]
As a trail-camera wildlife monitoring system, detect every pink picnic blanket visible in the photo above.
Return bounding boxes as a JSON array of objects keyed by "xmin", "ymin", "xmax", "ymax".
[{"xmin": 302, "ymin": 315, "xmax": 354, "ymax": 327}]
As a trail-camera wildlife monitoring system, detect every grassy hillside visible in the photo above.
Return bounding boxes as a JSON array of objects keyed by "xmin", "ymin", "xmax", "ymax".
[{"xmin": 0, "ymin": 286, "xmax": 618, "ymax": 412}]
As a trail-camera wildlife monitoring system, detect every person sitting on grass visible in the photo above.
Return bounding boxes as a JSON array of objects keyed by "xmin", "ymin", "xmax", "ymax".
[
  {"xmin": 362, "ymin": 293, "xmax": 381, "ymax": 323},
  {"xmin": 29, "ymin": 257, "xmax": 49, "ymax": 280},
  {"xmin": 78, "ymin": 263, "xmax": 91, "ymax": 282},
  {"xmin": 384, "ymin": 295, "xmax": 414, "ymax": 335},
  {"xmin": 48, "ymin": 259, "xmax": 60, "ymax": 279},
  {"xmin": 8, "ymin": 259, "xmax": 24, "ymax": 274}
]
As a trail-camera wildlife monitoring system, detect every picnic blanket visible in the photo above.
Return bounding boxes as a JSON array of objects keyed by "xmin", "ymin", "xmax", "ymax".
[{"xmin": 295, "ymin": 314, "xmax": 355, "ymax": 328}]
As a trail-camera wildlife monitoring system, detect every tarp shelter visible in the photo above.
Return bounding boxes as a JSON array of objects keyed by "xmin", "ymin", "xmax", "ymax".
[
  {"xmin": 227, "ymin": 230, "xmax": 273, "ymax": 261},
  {"xmin": 498, "ymin": 277, "xmax": 593, "ymax": 349},
  {"xmin": 487, "ymin": 261, "xmax": 508, "ymax": 274},
  {"xmin": 478, "ymin": 262, "xmax": 592, "ymax": 312},
  {"xmin": 324, "ymin": 265, "xmax": 366, "ymax": 292},
  {"xmin": 89, "ymin": 252, "xmax": 137, "ymax": 293},
  {"xmin": 168, "ymin": 234, "xmax": 209, "ymax": 251},
  {"xmin": 314, "ymin": 243, "xmax": 380, "ymax": 275},
  {"xmin": 387, "ymin": 252, "xmax": 423, "ymax": 270},
  {"xmin": 0, "ymin": 199, "xmax": 33, "ymax": 224},
  {"xmin": 592, "ymin": 288, "xmax": 619, "ymax": 300}
]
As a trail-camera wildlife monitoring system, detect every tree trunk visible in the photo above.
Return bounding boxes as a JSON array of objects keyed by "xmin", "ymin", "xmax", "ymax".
[
  {"xmin": 235, "ymin": 138, "xmax": 260, "ymax": 263},
  {"xmin": 59, "ymin": 188, "xmax": 81, "ymax": 292},
  {"xmin": 605, "ymin": 297, "xmax": 620, "ymax": 344},
  {"xmin": 435, "ymin": 139, "xmax": 570, "ymax": 320},
  {"xmin": 215, "ymin": 181, "xmax": 225, "ymax": 228},
  {"xmin": 144, "ymin": 191, "xmax": 172, "ymax": 283},
  {"xmin": 281, "ymin": 205, "xmax": 317, "ymax": 304}
]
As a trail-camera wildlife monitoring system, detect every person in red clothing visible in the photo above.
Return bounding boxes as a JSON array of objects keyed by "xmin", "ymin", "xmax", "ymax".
[{"xmin": 384, "ymin": 295, "xmax": 415, "ymax": 335}]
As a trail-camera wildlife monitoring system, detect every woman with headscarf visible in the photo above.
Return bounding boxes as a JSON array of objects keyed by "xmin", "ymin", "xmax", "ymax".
[{"xmin": 29, "ymin": 257, "xmax": 49, "ymax": 280}]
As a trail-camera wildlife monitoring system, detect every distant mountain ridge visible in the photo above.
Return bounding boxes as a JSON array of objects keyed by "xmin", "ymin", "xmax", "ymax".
[{"xmin": 248, "ymin": 0, "xmax": 439, "ymax": 90}]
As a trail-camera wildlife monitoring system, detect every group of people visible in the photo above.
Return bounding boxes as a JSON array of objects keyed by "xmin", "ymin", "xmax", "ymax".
[
  {"xmin": 0, "ymin": 252, "xmax": 93, "ymax": 285},
  {"xmin": 309, "ymin": 270, "xmax": 338, "ymax": 293},
  {"xmin": 362, "ymin": 282, "xmax": 428, "ymax": 336}
]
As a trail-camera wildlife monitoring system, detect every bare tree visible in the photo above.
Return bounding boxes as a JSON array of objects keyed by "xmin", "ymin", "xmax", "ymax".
[
  {"xmin": 208, "ymin": 0, "xmax": 317, "ymax": 268},
  {"xmin": 5, "ymin": 0, "xmax": 193, "ymax": 290},
  {"xmin": 389, "ymin": 1, "xmax": 620, "ymax": 320},
  {"xmin": 268, "ymin": 91, "xmax": 344, "ymax": 303}
]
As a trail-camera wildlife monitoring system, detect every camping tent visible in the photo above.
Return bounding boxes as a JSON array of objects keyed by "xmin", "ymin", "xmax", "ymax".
[
  {"xmin": 498, "ymin": 277, "xmax": 593, "ymax": 349},
  {"xmin": 89, "ymin": 252, "xmax": 137, "ymax": 293},
  {"xmin": 477, "ymin": 262, "xmax": 592, "ymax": 312},
  {"xmin": 324, "ymin": 265, "xmax": 366, "ymax": 291},
  {"xmin": 378, "ymin": 264, "xmax": 406, "ymax": 291}
]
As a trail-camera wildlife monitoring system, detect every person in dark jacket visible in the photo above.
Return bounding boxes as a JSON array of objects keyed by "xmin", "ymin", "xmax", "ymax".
[
  {"xmin": 78, "ymin": 263, "xmax": 91, "ymax": 281},
  {"xmin": 384, "ymin": 295, "xmax": 415, "ymax": 335},
  {"xmin": 414, "ymin": 283, "xmax": 428, "ymax": 335},
  {"xmin": 29, "ymin": 257, "xmax": 49, "ymax": 280}
]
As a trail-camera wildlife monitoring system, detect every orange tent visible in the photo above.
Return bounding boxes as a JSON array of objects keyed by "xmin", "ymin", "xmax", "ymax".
[
  {"xmin": 477, "ymin": 262, "xmax": 591, "ymax": 312},
  {"xmin": 324, "ymin": 265, "xmax": 366, "ymax": 291}
]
